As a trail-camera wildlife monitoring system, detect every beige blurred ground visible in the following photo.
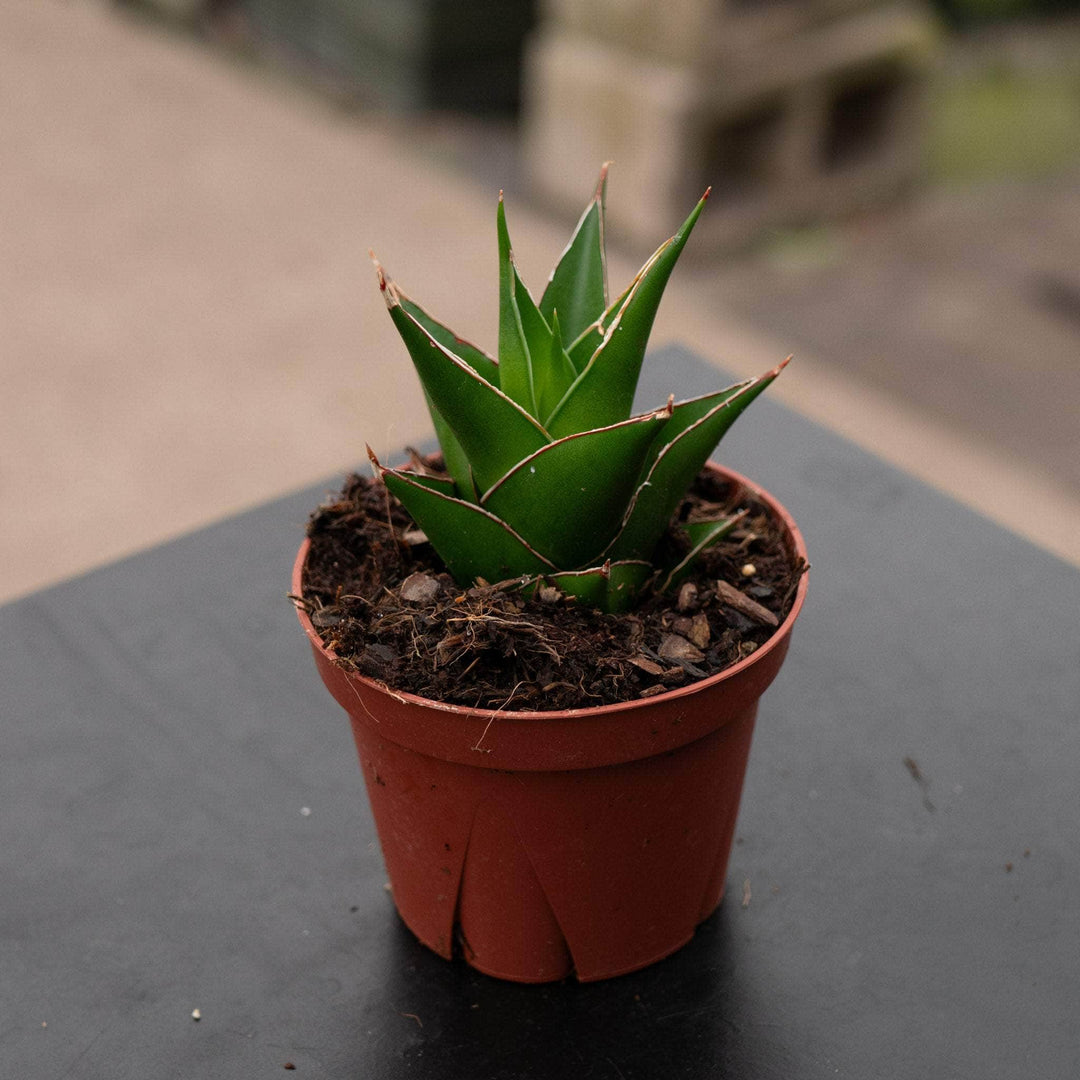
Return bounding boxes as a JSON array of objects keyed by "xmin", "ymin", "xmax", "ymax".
[{"xmin": 2, "ymin": 0, "xmax": 1079, "ymax": 604}]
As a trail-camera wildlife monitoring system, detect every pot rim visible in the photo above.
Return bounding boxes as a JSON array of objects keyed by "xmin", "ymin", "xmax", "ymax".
[{"xmin": 293, "ymin": 462, "xmax": 807, "ymax": 723}]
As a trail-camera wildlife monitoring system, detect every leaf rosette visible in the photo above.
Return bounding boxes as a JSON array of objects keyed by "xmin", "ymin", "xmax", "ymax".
[{"xmin": 370, "ymin": 165, "xmax": 787, "ymax": 612}]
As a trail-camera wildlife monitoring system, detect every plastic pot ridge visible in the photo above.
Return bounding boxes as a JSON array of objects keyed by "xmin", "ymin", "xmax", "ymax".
[{"xmin": 294, "ymin": 464, "xmax": 808, "ymax": 982}]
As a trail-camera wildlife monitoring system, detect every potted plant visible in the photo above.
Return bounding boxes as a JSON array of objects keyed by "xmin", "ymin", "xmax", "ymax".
[{"xmin": 293, "ymin": 164, "xmax": 808, "ymax": 983}]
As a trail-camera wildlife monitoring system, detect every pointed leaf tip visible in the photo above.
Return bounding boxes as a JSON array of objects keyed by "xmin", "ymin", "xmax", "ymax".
[
  {"xmin": 703, "ymin": 186, "xmax": 712, "ymax": 201},
  {"xmin": 546, "ymin": 190, "xmax": 706, "ymax": 437},
  {"xmin": 539, "ymin": 165, "xmax": 611, "ymax": 354}
]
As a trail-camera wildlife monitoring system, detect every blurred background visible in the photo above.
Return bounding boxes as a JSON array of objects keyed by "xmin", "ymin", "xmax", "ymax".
[{"xmin": 2, "ymin": 0, "xmax": 1078, "ymax": 602}]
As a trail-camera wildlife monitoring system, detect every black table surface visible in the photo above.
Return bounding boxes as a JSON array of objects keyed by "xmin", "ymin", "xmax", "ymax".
[{"xmin": 3, "ymin": 346, "xmax": 1078, "ymax": 1079}]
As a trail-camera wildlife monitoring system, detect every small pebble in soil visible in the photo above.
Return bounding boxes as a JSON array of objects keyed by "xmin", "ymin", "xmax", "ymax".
[
  {"xmin": 688, "ymin": 613, "xmax": 711, "ymax": 649},
  {"xmin": 400, "ymin": 572, "xmax": 442, "ymax": 604},
  {"xmin": 671, "ymin": 613, "xmax": 710, "ymax": 649},
  {"xmin": 658, "ymin": 633, "xmax": 705, "ymax": 664},
  {"xmin": 676, "ymin": 582, "xmax": 698, "ymax": 612},
  {"xmin": 741, "ymin": 563, "xmax": 757, "ymax": 577}
]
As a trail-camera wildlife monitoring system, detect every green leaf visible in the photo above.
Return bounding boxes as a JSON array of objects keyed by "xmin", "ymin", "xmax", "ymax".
[
  {"xmin": 497, "ymin": 195, "xmax": 537, "ymax": 415},
  {"xmin": 482, "ymin": 405, "xmax": 672, "ymax": 569},
  {"xmin": 495, "ymin": 218, "xmax": 577, "ymax": 426},
  {"xmin": 532, "ymin": 564, "xmax": 612, "ymax": 608},
  {"xmin": 514, "ymin": 265, "xmax": 550, "ymax": 361},
  {"xmin": 372, "ymin": 259, "xmax": 497, "ymax": 498},
  {"xmin": 539, "ymin": 163, "xmax": 609, "ymax": 348},
  {"xmin": 607, "ymin": 359, "xmax": 788, "ymax": 561},
  {"xmin": 603, "ymin": 560, "xmax": 655, "ymax": 613},
  {"xmin": 659, "ymin": 513, "xmax": 747, "ymax": 592},
  {"xmin": 383, "ymin": 463, "xmax": 458, "ymax": 497},
  {"xmin": 424, "ymin": 397, "xmax": 476, "ymax": 502},
  {"xmin": 563, "ymin": 275, "xmax": 633, "ymax": 373},
  {"xmin": 535, "ymin": 311, "xmax": 578, "ymax": 427},
  {"xmin": 383, "ymin": 273, "xmax": 499, "ymax": 387},
  {"xmin": 512, "ymin": 260, "xmax": 580, "ymax": 428},
  {"xmin": 381, "ymin": 275, "xmax": 551, "ymax": 492},
  {"xmin": 372, "ymin": 452, "xmax": 556, "ymax": 585},
  {"xmin": 546, "ymin": 190, "xmax": 711, "ymax": 437},
  {"xmin": 519, "ymin": 559, "xmax": 653, "ymax": 613},
  {"xmin": 636, "ymin": 376, "xmax": 754, "ymax": 476}
]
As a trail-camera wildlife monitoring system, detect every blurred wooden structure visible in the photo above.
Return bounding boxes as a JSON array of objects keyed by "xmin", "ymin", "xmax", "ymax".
[{"xmin": 524, "ymin": 1, "xmax": 939, "ymax": 248}]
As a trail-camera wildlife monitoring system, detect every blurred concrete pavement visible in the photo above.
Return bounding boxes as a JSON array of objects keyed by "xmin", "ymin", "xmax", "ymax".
[{"xmin": 2, "ymin": 0, "xmax": 1079, "ymax": 604}]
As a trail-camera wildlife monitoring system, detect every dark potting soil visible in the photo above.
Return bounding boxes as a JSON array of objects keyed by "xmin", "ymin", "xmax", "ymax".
[{"xmin": 297, "ymin": 464, "xmax": 806, "ymax": 712}]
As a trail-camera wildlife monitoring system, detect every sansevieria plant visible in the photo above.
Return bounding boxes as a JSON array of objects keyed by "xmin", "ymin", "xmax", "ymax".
[{"xmin": 368, "ymin": 164, "xmax": 787, "ymax": 613}]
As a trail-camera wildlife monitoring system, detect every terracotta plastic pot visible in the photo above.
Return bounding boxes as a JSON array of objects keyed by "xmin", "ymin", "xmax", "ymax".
[{"xmin": 294, "ymin": 464, "xmax": 808, "ymax": 983}]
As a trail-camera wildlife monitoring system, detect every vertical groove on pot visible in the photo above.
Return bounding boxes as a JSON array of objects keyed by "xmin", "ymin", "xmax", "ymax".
[
  {"xmin": 456, "ymin": 799, "xmax": 574, "ymax": 983},
  {"xmin": 352, "ymin": 730, "xmax": 475, "ymax": 961},
  {"xmin": 697, "ymin": 708, "xmax": 757, "ymax": 923}
]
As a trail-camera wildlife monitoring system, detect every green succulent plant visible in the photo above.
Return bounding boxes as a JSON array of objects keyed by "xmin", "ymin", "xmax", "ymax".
[{"xmin": 368, "ymin": 165, "xmax": 787, "ymax": 613}]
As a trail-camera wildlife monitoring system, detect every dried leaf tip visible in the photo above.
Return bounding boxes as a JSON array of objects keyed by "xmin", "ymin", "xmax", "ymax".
[
  {"xmin": 703, "ymin": 186, "xmax": 712, "ymax": 201},
  {"xmin": 365, "ymin": 444, "xmax": 384, "ymax": 475},
  {"xmin": 370, "ymin": 255, "xmax": 401, "ymax": 308},
  {"xmin": 653, "ymin": 398, "xmax": 675, "ymax": 421},
  {"xmin": 770, "ymin": 355, "xmax": 792, "ymax": 378},
  {"xmin": 596, "ymin": 161, "xmax": 611, "ymax": 199}
]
